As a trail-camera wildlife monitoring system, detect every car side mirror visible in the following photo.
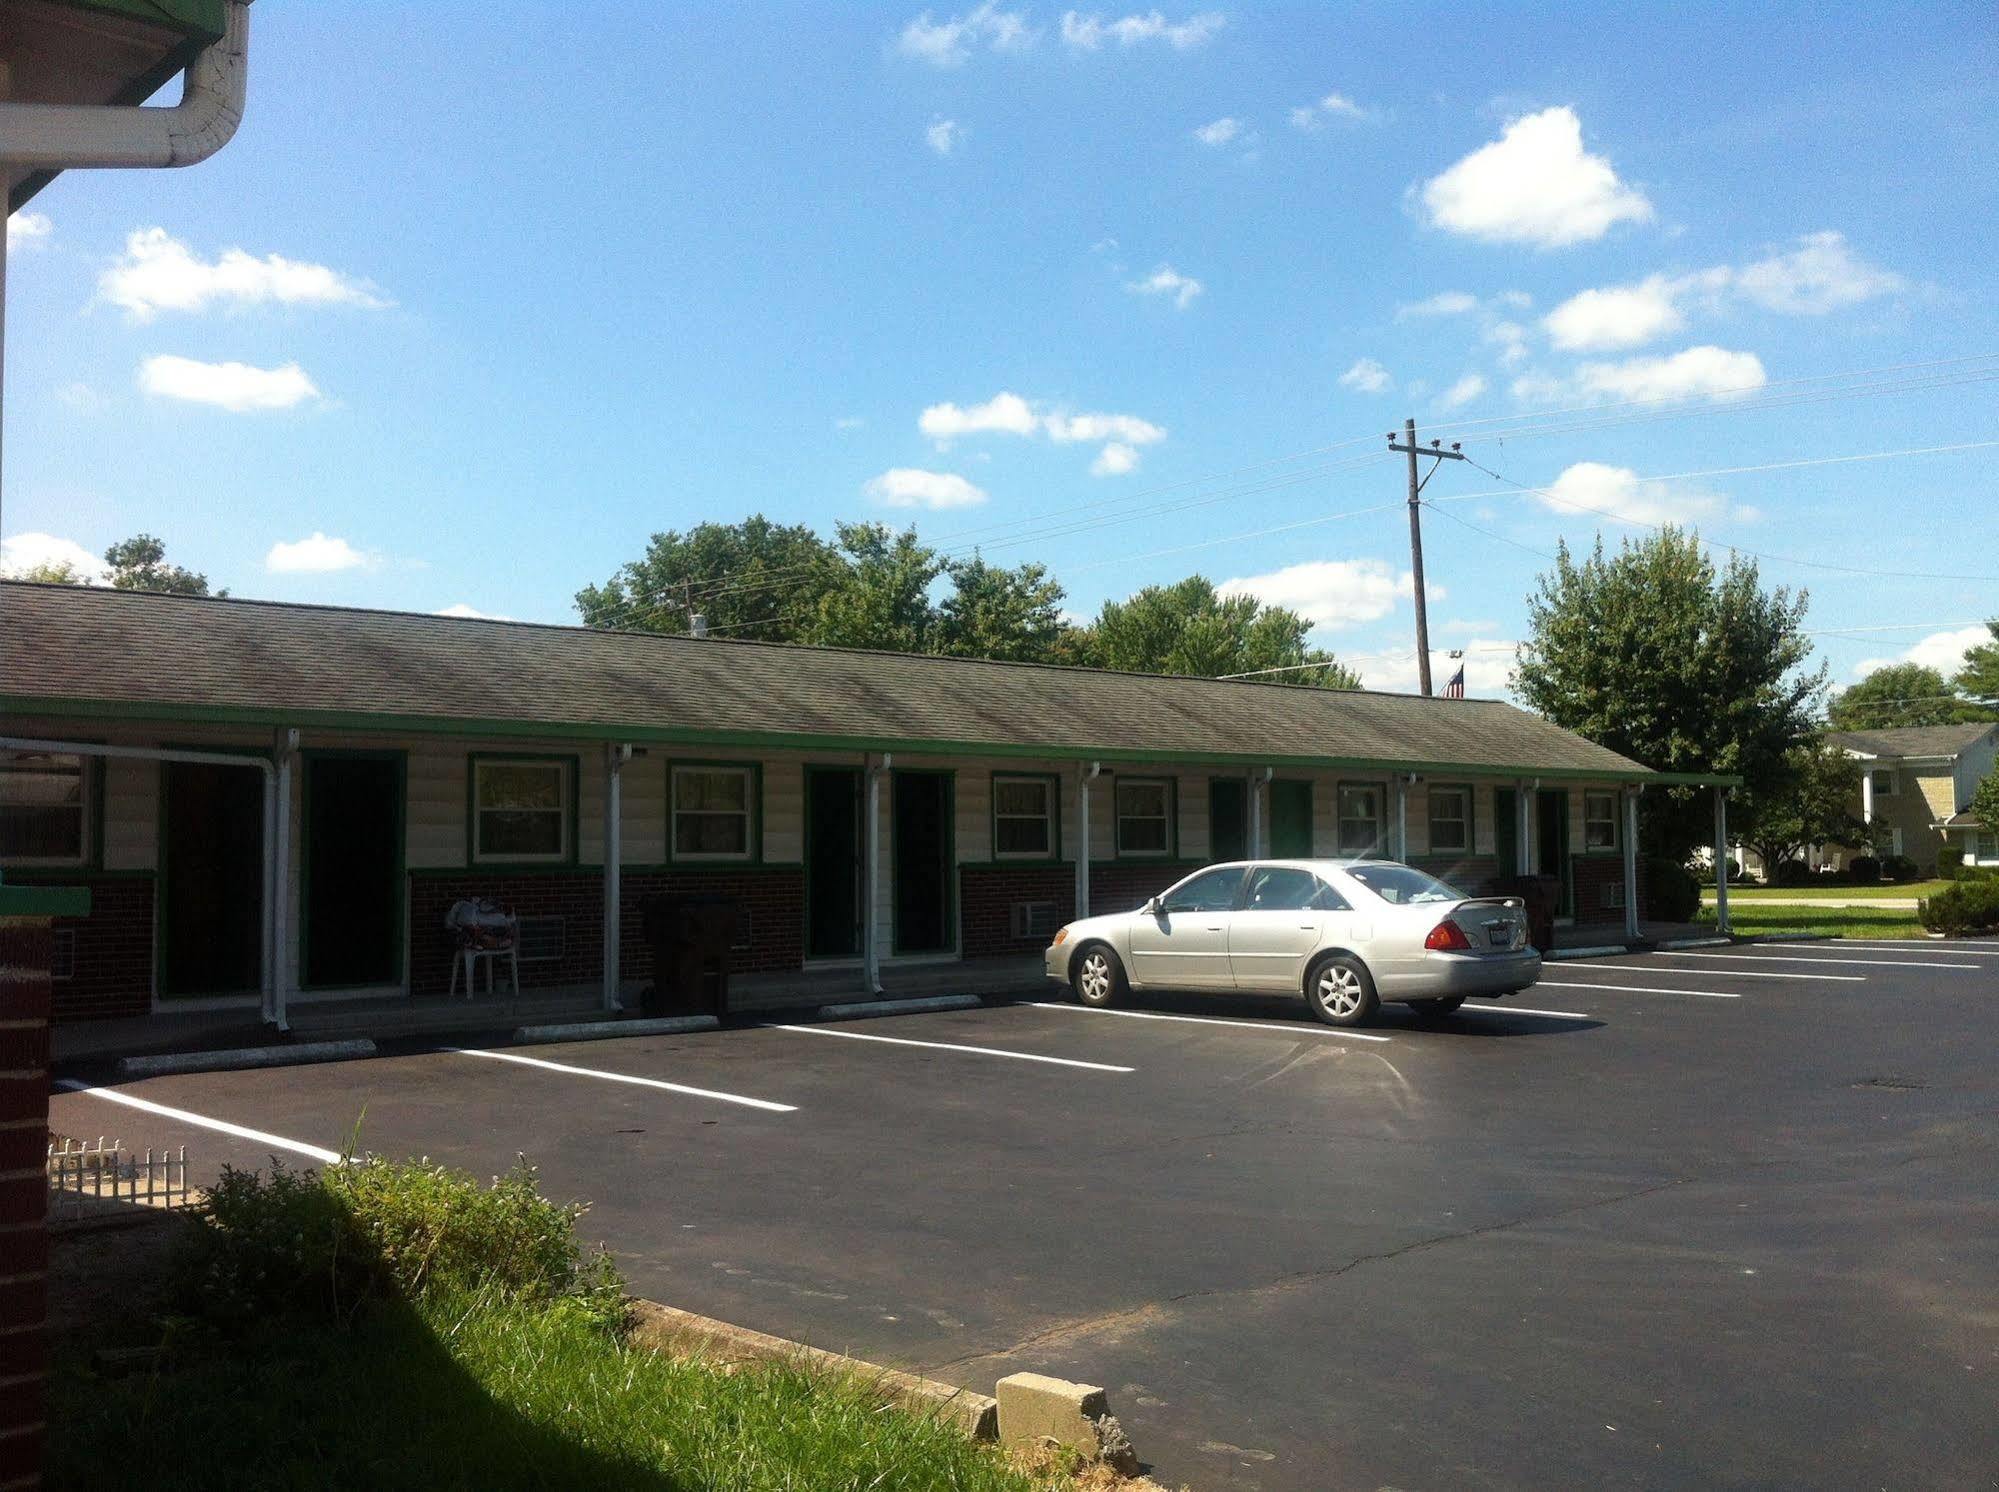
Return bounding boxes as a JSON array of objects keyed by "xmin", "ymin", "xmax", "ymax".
[{"xmin": 1142, "ymin": 896, "xmax": 1163, "ymax": 916}]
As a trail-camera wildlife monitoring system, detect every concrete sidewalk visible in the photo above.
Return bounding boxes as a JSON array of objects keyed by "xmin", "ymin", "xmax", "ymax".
[{"xmin": 1701, "ymin": 894, "xmax": 1919, "ymax": 909}]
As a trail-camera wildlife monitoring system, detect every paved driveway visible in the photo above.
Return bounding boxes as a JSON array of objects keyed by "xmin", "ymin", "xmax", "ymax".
[{"xmin": 54, "ymin": 940, "xmax": 1999, "ymax": 1490}]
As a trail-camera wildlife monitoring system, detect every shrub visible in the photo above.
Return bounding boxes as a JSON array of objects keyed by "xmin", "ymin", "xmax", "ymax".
[
  {"xmin": 1644, "ymin": 857, "xmax": 1701, "ymax": 922},
  {"xmin": 178, "ymin": 1155, "xmax": 621, "ymax": 1332},
  {"xmin": 1918, "ymin": 880, "xmax": 1999, "ymax": 936},
  {"xmin": 1880, "ymin": 853, "xmax": 1921, "ymax": 884},
  {"xmin": 1846, "ymin": 854, "xmax": 1880, "ymax": 885},
  {"xmin": 1772, "ymin": 858, "xmax": 1813, "ymax": 887},
  {"xmin": 1936, "ymin": 848, "xmax": 1962, "ymax": 881}
]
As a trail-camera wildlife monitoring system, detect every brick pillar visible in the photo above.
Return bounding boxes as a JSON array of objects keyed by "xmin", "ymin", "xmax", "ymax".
[{"xmin": 0, "ymin": 917, "xmax": 57, "ymax": 1490}]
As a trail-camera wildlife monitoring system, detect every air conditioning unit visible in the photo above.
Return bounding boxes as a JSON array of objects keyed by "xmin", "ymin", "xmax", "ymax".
[
  {"xmin": 51, "ymin": 928, "xmax": 76, "ymax": 982},
  {"xmin": 1600, "ymin": 881, "xmax": 1626, "ymax": 910},
  {"xmin": 516, "ymin": 915, "xmax": 565, "ymax": 963},
  {"xmin": 1009, "ymin": 901, "xmax": 1059, "ymax": 941}
]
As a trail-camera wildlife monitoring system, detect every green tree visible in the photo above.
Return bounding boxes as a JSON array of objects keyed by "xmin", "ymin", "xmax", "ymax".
[
  {"xmin": 1973, "ymin": 771, "xmax": 1999, "ymax": 836},
  {"xmin": 1513, "ymin": 528, "xmax": 1825, "ymax": 861},
  {"xmin": 805, "ymin": 523, "xmax": 944, "ymax": 653},
  {"xmin": 1080, "ymin": 576, "xmax": 1358, "ymax": 687},
  {"xmin": 1827, "ymin": 662, "xmax": 1990, "ymax": 730},
  {"xmin": 574, "ymin": 516, "xmax": 842, "ymax": 642},
  {"xmin": 103, "ymin": 533, "xmax": 221, "ymax": 596},
  {"xmin": 13, "ymin": 558, "xmax": 85, "ymax": 584},
  {"xmin": 1734, "ymin": 740, "xmax": 1863, "ymax": 878},
  {"xmin": 932, "ymin": 555, "xmax": 1066, "ymax": 663},
  {"xmin": 1954, "ymin": 620, "xmax": 1999, "ymax": 710}
]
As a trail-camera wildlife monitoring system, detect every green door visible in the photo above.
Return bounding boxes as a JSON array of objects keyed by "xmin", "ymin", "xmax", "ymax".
[
  {"xmin": 1269, "ymin": 780, "xmax": 1313, "ymax": 858},
  {"xmin": 1209, "ymin": 779, "xmax": 1246, "ymax": 861},
  {"xmin": 1495, "ymin": 788, "xmax": 1518, "ymax": 875}
]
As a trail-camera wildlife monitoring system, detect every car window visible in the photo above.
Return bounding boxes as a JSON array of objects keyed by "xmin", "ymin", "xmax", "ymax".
[
  {"xmin": 1159, "ymin": 867, "xmax": 1244, "ymax": 913},
  {"xmin": 1343, "ymin": 863, "xmax": 1466, "ymax": 905},
  {"xmin": 1243, "ymin": 866, "xmax": 1343, "ymax": 912}
]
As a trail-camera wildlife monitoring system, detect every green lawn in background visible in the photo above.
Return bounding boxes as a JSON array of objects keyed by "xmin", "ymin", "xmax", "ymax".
[
  {"xmin": 1708, "ymin": 881, "xmax": 1947, "ymax": 902},
  {"xmin": 1697, "ymin": 904, "xmax": 1927, "ymax": 940}
]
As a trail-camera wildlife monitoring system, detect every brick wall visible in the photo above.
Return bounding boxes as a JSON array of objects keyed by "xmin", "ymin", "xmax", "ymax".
[
  {"xmin": 1573, "ymin": 855, "xmax": 1637, "ymax": 921},
  {"xmin": 1411, "ymin": 854, "xmax": 1505, "ymax": 896},
  {"xmin": 409, "ymin": 869, "xmax": 805, "ymax": 996},
  {"xmin": 960, "ymin": 865, "xmax": 1075, "ymax": 958},
  {"xmin": 0, "ymin": 920, "xmax": 53, "ymax": 1488},
  {"xmin": 46, "ymin": 876, "xmax": 152, "ymax": 1024},
  {"xmin": 1086, "ymin": 862, "xmax": 1196, "ymax": 918}
]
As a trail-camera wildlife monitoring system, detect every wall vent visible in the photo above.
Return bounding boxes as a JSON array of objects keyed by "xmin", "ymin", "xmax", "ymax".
[
  {"xmin": 1599, "ymin": 881, "xmax": 1626, "ymax": 911},
  {"xmin": 50, "ymin": 928, "xmax": 77, "ymax": 982},
  {"xmin": 516, "ymin": 915, "xmax": 565, "ymax": 964},
  {"xmin": 1009, "ymin": 901, "xmax": 1059, "ymax": 941}
]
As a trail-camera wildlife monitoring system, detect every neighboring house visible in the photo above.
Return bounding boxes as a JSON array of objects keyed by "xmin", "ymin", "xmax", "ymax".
[
  {"xmin": 1826, "ymin": 723, "xmax": 1999, "ymax": 873},
  {"xmin": 0, "ymin": 581, "xmax": 1734, "ymax": 1036}
]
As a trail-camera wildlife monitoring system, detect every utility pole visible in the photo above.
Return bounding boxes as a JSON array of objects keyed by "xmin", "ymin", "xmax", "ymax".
[{"xmin": 1387, "ymin": 419, "xmax": 1465, "ymax": 695}]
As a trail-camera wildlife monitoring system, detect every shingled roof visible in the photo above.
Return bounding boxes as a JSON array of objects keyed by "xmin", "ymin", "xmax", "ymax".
[
  {"xmin": 1, "ymin": 580, "xmax": 1666, "ymax": 780},
  {"xmin": 1828, "ymin": 723, "xmax": 1997, "ymax": 759}
]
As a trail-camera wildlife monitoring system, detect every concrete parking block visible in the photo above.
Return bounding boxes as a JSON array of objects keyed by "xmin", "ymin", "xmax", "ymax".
[
  {"xmin": 817, "ymin": 994, "xmax": 983, "ymax": 1020},
  {"xmin": 995, "ymin": 1371, "xmax": 1140, "ymax": 1473},
  {"xmin": 117, "ymin": 1039, "xmax": 375, "ymax": 1078},
  {"xmin": 512, "ymin": 1014, "xmax": 720, "ymax": 1044}
]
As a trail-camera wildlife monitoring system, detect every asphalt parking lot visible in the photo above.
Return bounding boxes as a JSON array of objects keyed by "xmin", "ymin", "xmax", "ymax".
[{"xmin": 53, "ymin": 940, "xmax": 1999, "ymax": 1491}]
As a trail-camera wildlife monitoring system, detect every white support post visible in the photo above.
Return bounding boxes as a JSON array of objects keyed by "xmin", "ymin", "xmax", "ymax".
[
  {"xmin": 601, "ymin": 744, "xmax": 628, "ymax": 1012},
  {"xmin": 1075, "ymin": 762, "xmax": 1100, "ymax": 920},
  {"xmin": 1515, "ymin": 782, "xmax": 1532, "ymax": 876},
  {"xmin": 271, "ymin": 728, "xmax": 297, "ymax": 1032},
  {"xmin": 1860, "ymin": 767, "xmax": 1875, "ymax": 845},
  {"xmin": 1246, "ymin": 770, "xmax": 1262, "ymax": 859},
  {"xmin": 1622, "ymin": 788, "xmax": 1641, "ymax": 940},
  {"xmin": 1393, "ymin": 777, "xmax": 1410, "ymax": 862},
  {"xmin": 864, "ymin": 753, "xmax": 889, "ymax": 994},
  {"xmin": 1713, "ymin": 786, "xmax": 1731, "ymax": 936}
]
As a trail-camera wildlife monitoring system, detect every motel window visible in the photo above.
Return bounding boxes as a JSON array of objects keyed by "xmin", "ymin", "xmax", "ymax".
[
  {"xmin": 1427, "ymin": 785, "xmax": 1471, "ymax": 854},
  {"xmin": 1869, "ymin": 769, "xmax": 1897, "ymax": 797},
  {"xmin": 1975, "ymin": 832, "xmax": 1999, "ymax": 864},
  {"xmin": 472, "ymin": 758, "xmax": 570, "ymax": 863},
  {"xmin": 993, "ymin": 774, "xmax": 1057, "ymax": 859},
  {"xmin": 1584, "ymin": 791, "xmax": 1620, "ymax": 851},
  {"xmin": 1336, "ymin": 784, "xmax": 1382, "ymax": 855},
  {"xmin": 0, "ymin": 752, "xmax": 89, "ymax": 867},
  {"xmin": 1115, "ymin": 778, "xmax": 1172, "ymax": 858},
  {"xmin": 671, "ymin": 764, "xmax": 756, "ymax": 861}
]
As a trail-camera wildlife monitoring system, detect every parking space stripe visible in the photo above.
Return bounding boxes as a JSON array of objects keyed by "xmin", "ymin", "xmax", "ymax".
[
  {"xmin": 55, "ymin": 1079, "xmax": 343, "ymax": 1164},
  {"xmin": 1462, "ymin": 1003, "xmax": 1594, "ymax": 1020},
  {"xmin": 1556, "ymin": 961, "xmax": 1863, "ymax": 982},
  {"xmin": 1540, "ymin": 980, "xmax": 1741, "ymax": 999},
  {"xmin": 1023, "ymin": 1002, "xmax": 1392, "ymax": 1041},
  {"xmin": 1817, "ymin": 942, "xmax": 1999, "ymax": 957},
  {"xmin": 447, "ymin": 1047, "xmax": 797, "ymax": 1112},
  {"xmin": 1658, "ymin": 950, "xmax": 1975, "ymax": 971},
  {"xmin": 764, "ymin": 1023, "xmax": 1134, "ymax": 1072}
]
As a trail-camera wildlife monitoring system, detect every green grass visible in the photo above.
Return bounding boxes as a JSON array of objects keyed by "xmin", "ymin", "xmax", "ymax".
[
  {"xmin": 1707, "ymin": 880, "xmax": 1947, "ymax": 901},
  {"xmin": 1695, "ymin": 903, "xmax": 1928, "ymax": 940},
  {"xmin": 50, "ymin": 1286, "xmax": 1074, "ymax": 1492}
]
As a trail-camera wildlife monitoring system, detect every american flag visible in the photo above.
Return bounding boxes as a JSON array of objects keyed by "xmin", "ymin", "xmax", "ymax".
[{"xmin": 1442, "ymin": 665, "xmax": 1465, "ymax": 699}]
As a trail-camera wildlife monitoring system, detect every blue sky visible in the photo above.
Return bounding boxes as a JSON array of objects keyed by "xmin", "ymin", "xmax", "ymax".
[{"xmin": 5, "ymin": 1, "xmax": 1996, "ymax": 696}]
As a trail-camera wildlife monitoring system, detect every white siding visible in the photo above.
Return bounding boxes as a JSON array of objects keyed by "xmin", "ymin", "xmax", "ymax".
[{"xmin": 101, "ymin": 756, "xmax": 156, "ymax": 870}]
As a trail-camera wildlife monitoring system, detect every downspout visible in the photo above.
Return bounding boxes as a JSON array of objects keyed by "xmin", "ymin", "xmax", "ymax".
[
  {"xmin": 1393, "ymin": 774, "xmax": 1414, "ymax": 862},
  {"xmin": 602, "ymin": 744, "xmax": 630, "ymax": 1012},
  {"xmin": 1713, "ymin": 785, "xmax": 1731, "ymax": 937},
  {"xmin": 1075, "ymin": 761, "xmax": 1100, "ymax": 920},
  {"xmin": 1622, "ymin": 787, "xmax": 1641, "ymax": 940},
  {"xmin": 1248, "ymin": 767, "xmax": 1272, "ymax": 858},
  {"xmin": 1514, "ymin": 780, "xmax": 1533, "ymax": 876},
  {"xmin": 271, "ymin": 728, "xmax": 295, "ymax": 1031},
  {"xmin": 0, "ymin": 2, "xmax": 251, "ymax": 171},
  {"xmin": 863, "ymin": 753, "xmax": 890, "ymax": 995}
]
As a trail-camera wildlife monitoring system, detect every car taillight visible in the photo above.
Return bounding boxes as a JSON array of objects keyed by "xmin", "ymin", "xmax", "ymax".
[{"xmin": 1424, "ymin": 921, "xmax": 1471, "ymax": 951}]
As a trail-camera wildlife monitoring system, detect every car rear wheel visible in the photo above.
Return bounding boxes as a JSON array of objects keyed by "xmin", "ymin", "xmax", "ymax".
[
  {"xmin": 1306, "ymin": 953, "xmax": 1378, "ymax": 1027},
  {"xmin": 1407, "ymin": 996, "xmax": 1466, "ymax": 1021},
  {"xmin": 1072, "ymin": 943, "xmax": 1127, "ymax": 1008}
]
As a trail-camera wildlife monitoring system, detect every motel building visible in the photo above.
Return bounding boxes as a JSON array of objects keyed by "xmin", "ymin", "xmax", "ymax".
[{"xmin": 1, "ymin": 580, "xmax": 1736, "ymax": 1042}]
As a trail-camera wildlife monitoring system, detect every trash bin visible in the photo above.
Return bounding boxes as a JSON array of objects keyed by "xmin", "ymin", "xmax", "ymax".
[
  {"xmin": 1503, "ymin": 874, "xmax": 1561, "ymax": 952},
  {"xmin": 641, "ymin": 893, "xmax": 740, "ymax": 1017}
]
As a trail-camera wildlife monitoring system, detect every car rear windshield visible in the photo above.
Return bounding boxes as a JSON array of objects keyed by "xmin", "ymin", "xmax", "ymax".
[{"xmin": 1344, "ymin": 863, "xmax": 1466, "ymax": 905}]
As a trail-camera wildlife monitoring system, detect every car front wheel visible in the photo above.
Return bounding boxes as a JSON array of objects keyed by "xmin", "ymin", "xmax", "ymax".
[
  {"xmin": 1072, "ymin": 943, "xmax": 1127, "ymax": 1008},
  {"xmin": 1307, "ymin": 953, "xmax": 1379, "ymax": 1027}
]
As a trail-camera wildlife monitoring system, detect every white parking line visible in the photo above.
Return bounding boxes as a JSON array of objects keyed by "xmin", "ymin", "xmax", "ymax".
[
  {"xmin": 764, "ymin": 1023, "xmax": 1134, "ymax": 1073},
  {"xmin": 1818, "ymin": 942, "xmax": 1999, "ymax": 957},
  {"xmin": 55, "ymin": 1078, "xmax": 343, "ymax": 1164},
  {"xmin": 447, "ymin": 1047, "xmax": 797, "ymax": 1113},
  {"xmin": 1462, "ymin": 1003, "xmax": 1595, "ymax": 1020},
  {"xmin": 1557, "ymin": 961, "xmax": 1863, "ymax": 983},
  {"xmin": 1539, "ymin": 980, "xmax": 1740, "ymax": 999},
  {"xmin": 1657, "ymin": 950, "xmax": 1976, "ymax": 972},
  {"xmin": 1023, "ymin": 1002, "xmax": 1391, "ymax": 1041}
]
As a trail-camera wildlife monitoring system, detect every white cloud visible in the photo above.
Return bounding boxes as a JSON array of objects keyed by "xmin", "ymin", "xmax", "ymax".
[
  {"xmin": 436, "ymin": 602, "xmax": 513, "ymax": 621},
  {"xmin": 1060, "ymin": 9, "xmax": 1225, "ymax": 50},
  {"xmin": 926, "ymin": 117, "xmax": 964, "ymax": 155},
  {"xmin": 100, "ymin": 227, "xmax": 385, "ymax": 321},
  {"xmin": 7, "ymin": 212, "xmax": 52, "ymax": 251},
  {"xmin": 55, "ymin": 381, "xmax": 107, "ymax": 413},
  {"xmin": 265, "ymin": 532, "xmax": 371, "ymax": 573},
  {"xmin": 139, "ymin": 355, "xmax": 321, "ymax": 412},
  {"xmin": 1854, "ymin": 625, "xmax": 1990, "ymax": 681},
  {"xmin": 1126, "ymin": 264, "xmax": 1202, "ymax": 309},
  {"xmin": 1437, "ymin": 373, "xmax": 1488, "ymax": 410},
  {"xmin": 1538, "ymin": 461, "xmax": 1749, "ymax": 527},
  {"xmin": 1485, "ymin": 319, "xmax": 1531, "ymax": 368},
  {"xmin": 1362, "ymin": 640, "xmax": 1517, "ymax": 697},
  {"xmin": 834, "ymin": 416, "xmax": 866, "ymax": 431},
  {"xmin": 1043, "ymin": 410, "xmax": 1166, "ymax": 445},
  {"xmin": 1574, "ymin": 345, "xmax": 1765, "ymax": 402},
  {"xmin": 0, "ymin": 532, "xmax": 106, "ymax": 582},
  {"xmin": 919, "ymin": 390, "xmax": 1040, "ymax": 440},
  {"xmin": 895, "ymin": 3, "xmax": 1034, "ymax": 65},
  {"xmin": 1339, "ymin": 358, "xmax": 1392, "ymax": 394},
  {"xmin": 1191, "ymin": 117, "xmax": 1241, "ymax": 147},
  {"xmin": 1290, "ymin": 91, "xmax": 1367, "ymax": 129},
  {"xmin": 1733, "ymin": 230, "xmax": 1904, "ymax": 314},
  {"xmin": 864, "ymin": 467, "xmax": 990, "ymax": 509},
  {"xmin": 1543, "ymin": 275, "xmax": 1686, "ymax": 351},
  {"xmin": 1397, "ymin": 290, "xmax": 1480, "ymax": 318},
  {"xmin": 1219, "ymin": 559, "xmax": 1422, "ymax": 631},
  {"xmin": 1419, "ymin": 106, "xmax": 1653, "ymax": 248},
  {"xmin": 1091, "ymin": 441, "xmax": 1140, "ymax": 476}
]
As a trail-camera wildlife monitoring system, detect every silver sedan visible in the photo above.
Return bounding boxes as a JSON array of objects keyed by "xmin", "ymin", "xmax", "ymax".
[{"xmin": 1044, "ymin": 859, "xmax": 1541, "ymax": 1027}]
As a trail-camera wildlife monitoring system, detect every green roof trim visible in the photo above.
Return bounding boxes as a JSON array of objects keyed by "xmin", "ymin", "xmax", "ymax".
[
  {"xmin": 50, "ymin": 0, "xmax": 227, "ymax": 42},
  {"xmin": 0, "ymin": 882, "xmax": 92, "ymax": 919}
]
